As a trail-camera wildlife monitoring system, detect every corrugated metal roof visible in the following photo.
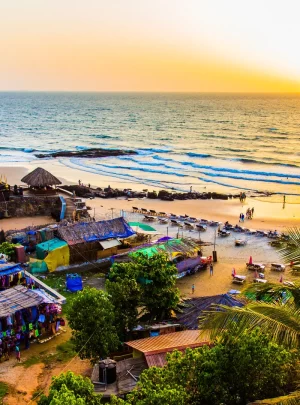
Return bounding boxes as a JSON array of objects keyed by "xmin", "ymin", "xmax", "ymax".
[
  {"xmin": 125, "ymin": 330, "xmax": 208, "ymax": 355},
  {"xmin": 99, "ymin": 239, "xmax": 121, "ymax": 249}
]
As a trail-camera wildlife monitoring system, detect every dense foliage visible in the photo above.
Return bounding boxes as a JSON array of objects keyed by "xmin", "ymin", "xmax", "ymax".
[
  {"xmin": 66, "ymin": 288, "xmax": 120, "ymax": 362},
  {"xmin": 111, "ymin": 329, "xmax": 299, "ymax": 405},
  {"xmin": 0, "ymin": 241, "xmax": 19, "ymax": 259},
  {"xmin": 38, "ymin": 371, "xmax": 102, "ymax": 405},
  {"xmin": 106, "ymin": 277, "xmax": 141, "ymax": 341},
  {"xmin": 109, "ymin": 253, "xmax": 180, "ymax": 321}
]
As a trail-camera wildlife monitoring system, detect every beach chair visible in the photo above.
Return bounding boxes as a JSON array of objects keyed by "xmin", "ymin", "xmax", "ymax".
[
  {"xmin": 159, "ymin": 218, "xmax": 169, "ymax": 224},
  {"xmin": 232, "ymin": 275, "xmax": 246, "ymax": 285},
  {"xmin": 149, "ymin": 209, "xmax": 157, "ymax": 215},
  {"xmin": 253, "ymin": 278, "xmax": 267, "ymax": 284},
  {"xmin": 158, "ymin": 211, "xmax": 167, "ymax": 217},
  {"xmin": 271, "ymin": 263, "xmax": 285, "ymax": 272},
  {"xmin": 141, "ymin": 208, "xmax": 148, "ymax": 214},
  {"xmin": 196, "ymin": 224, "xmax": 207, "ymax": 232},
  {"xmin": 184, "ymin": 222, "xmax": 194, "ymax": 230},
  {"xmin": 132, "ymin": 207, "xmax": 139, "ymax": 213}
]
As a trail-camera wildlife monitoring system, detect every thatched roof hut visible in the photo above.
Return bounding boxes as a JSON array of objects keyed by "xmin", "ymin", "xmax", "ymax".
[
  {"xmin": 176, "ymin": 294, "xmax": 245, "ymax": 330},
  {"xmin": 21, "ymin": 167, "xmax": 62, "ymax": 187}
]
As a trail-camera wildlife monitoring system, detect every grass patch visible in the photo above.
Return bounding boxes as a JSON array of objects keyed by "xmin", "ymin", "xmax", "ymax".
[
  {"xmin": 18, "ymin": 355, "xmax": 43, "ymax": 368},
  {"xmin": 55, "ymin": 340, "xmax": 77, "ymax": 362},
  {"xmin": 0, "ymin": 382, "xmax": 8, "ymax": 404}
]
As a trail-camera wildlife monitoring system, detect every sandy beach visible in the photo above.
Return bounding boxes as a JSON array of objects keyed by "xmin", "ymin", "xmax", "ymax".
[{"xmin": 0, "ymin": 163, "xmax": 299, "ymax": 299}]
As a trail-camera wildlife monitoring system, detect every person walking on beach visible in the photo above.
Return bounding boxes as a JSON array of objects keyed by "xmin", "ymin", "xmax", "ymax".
[
  {"xmin": 192, "ymin": 283, "xmax": 195, "ymax": 294},
  {"xmin": 251, "ymin": 207, "xmax": 254, "ymax": 218},
  {"xmin": 210, "ymin": 263, "xmax": 213, "ymax": 276},
  {"xmin": 15, "ymin": 345, "xmax": 21, "ymax": 363},
  {"xmin": 283, "ymin": 195, "xmax": 286, "ymax": 209}
]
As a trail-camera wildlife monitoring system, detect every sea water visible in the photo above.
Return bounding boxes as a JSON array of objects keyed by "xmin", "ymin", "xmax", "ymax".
[{"xmin": 0, "ymin": 92, "xmax": 299, "ymax": 197}]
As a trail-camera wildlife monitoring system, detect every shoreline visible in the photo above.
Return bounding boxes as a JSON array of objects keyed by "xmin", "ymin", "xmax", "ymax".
[{"xmin": 0, "ymin": 163, "xmax": 299, "ymax": 232}]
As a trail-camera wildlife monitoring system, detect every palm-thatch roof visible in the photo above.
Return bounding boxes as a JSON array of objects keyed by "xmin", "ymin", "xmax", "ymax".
[
  {"xmin": 21, "ymin": 167, "xmax": 62, "ymax": 187},
  {"xmin": 57, "ymin": 217, "xmax": 135, "ymax": 245},
  {"xmin": 176, "ymin": 294, "xmax": 245, "ymax": 330}
]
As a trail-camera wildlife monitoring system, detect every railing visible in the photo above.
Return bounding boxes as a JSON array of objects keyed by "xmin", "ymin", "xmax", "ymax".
[{"xmin": 59, "ymin": 195, "xmax": 67, "ymax": 220}]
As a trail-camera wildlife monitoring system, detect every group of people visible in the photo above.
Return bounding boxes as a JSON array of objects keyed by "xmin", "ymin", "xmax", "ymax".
[
  {"xmin": 239, "ymin": 207, "xmax": 254, "ymax": 222},
  {"xmin": 239, "ymin": 192, "xmax": 246, "ymax": 202}
]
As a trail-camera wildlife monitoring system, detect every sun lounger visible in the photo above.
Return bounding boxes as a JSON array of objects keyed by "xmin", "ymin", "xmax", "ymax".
[
  {"xmin": 144, "ymin": 215, "xmax": 156, "ymax": 221},
  {"xmin": 253, "ymin": 278, "xmax": 267, "ymax": 284},
  {"xmin": 232, "ymin": 275, "xmax": 246, "ymax": 284},
  {"xmin": 283, "ymin": 281, "xmax": 295, "ymax": 287},
  {"xmin": 246, "ymin": 263, "xmax": 265, "ymax": 272},
  {"xmin": 271, "ymin": 263, "xmax": 286, "ymax": 272},
  {"xmin": 158, "ymin": 212, "xmax": 167, "ymax": 216},
  {"xmin": 196, "ymin": 224, "xmax": 207, "ymax": 231},
  {"xmin": 235, "ymin": 239, "xmax": 247, "ymax": 246},
  {"xmin": 149, "ymin": 210, "xmax": 157, "ymax": 215},
  {"xmin": 158, "ymin": 218, "xmax": 169, "ymax": 224},
  {"xmin": 132, "ymin": 207, "xmax": 139, "ymax": 213}
]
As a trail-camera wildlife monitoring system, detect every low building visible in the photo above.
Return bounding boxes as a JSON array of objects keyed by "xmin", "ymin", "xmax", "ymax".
[{"xmin": 125, "ymin": 330, "xmax": 209, "ymax": 368}]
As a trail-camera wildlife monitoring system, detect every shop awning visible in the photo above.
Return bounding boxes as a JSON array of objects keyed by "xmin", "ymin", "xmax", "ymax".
[
  {"xmin": 0, "ymin": 263, "xmax": 23, "ymax": 277},
  {"xmin": 0, "ymin": 285, "xmax": 44, "ymax": 318},
  {"xmin": 99, "ymin": 239, "xmax": 121, "ymax": 250}
]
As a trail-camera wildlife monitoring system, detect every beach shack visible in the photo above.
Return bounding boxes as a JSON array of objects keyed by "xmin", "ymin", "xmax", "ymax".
[
  {"xmin": 0, "ymin": 285, "xmax": 64, "ymax": 357},
  {"xmin": 125, "ymin": 330, "xmax": 209, "ymax": 367},
  {"xmin": 91, "ymin": 330, "xmax": 208, "ymax": 398},
  {"xmin": 57, "ymin": 217, "xmax": 135, "ymax": 264},
  {"xmin": 34, "ymin": 238, "xmax": 70, "ymax": 272},
  {"xmin": 21, "ymin": 167, "xmax": 62, "ymax": 194},
  {"xmin": 175, "ymin": 294, "xmax": 244, "ymax": 330}
]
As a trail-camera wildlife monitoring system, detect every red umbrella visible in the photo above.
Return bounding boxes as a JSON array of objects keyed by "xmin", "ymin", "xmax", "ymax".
[
  {"xmin": 232, "ymin": 268, "xmax": 236, "ymax": 277},
  {"xmin": 249, "ymin": 256, "xmax": 253, "ymax": 265},
  {"xmin": 279, "ymin": 275, "xmax": 283, "ymax": 283}
]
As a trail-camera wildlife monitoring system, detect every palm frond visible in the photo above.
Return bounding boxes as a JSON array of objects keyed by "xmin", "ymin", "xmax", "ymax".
[
  {"xmin": 279, "ymin": 227, "xmax": 300, "ymax": 270},
  {"xmin": 250, "ymin": 391, "xmax": 300, "ymax": 404},
  {"xmin": 198, "ymin": 303, "xmax": 300, "ymax": 348},
  {"xmin": 244, "ymin": 283, "xmax": 300, "ymax": 309}
]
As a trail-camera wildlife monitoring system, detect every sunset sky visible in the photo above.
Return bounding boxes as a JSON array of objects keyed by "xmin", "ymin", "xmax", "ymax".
[{"xmin": 1, "ymin": 0, "xmax": 300, "ymax": 92}]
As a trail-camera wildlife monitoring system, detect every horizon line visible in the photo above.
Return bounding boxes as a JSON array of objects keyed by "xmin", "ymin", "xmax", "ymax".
[{"xmin": 0, "ymin": 90, "xmax": 300, "ymax": 95}]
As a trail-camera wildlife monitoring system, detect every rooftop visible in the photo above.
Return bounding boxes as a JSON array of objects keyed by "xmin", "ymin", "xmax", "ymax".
[{"xmin": 125, "ymin": 330, "xmax": 208, "ymax": 355}]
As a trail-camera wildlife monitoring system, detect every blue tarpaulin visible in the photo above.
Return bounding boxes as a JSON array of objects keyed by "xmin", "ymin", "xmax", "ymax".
[
  {"xmin": 0, "ymin": 263, "xmax": 23, "ymax": 276},
  {"xmin": 66, "ymin": 274, "xmax": 83, "ymax": 292}
]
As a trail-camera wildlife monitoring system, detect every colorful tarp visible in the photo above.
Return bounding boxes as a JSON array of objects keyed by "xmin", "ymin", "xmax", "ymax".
[
  {"xmin": 44, "ymin": 244, "xmax": 70, "ymax": 272},
  {"xmin": 36, "ymin": 238, "xmax": 68, "ymax": 260},
  {"xmin": 29, "ymin": 258, "xmax": 48, "ymax": 274},
  {"xmin": 0, "ymin": 263, "xmax": 23, "ymax": 277},
  {"xmin": 57, "ymin": 217, "xmax": 135, "ymax": 245}
]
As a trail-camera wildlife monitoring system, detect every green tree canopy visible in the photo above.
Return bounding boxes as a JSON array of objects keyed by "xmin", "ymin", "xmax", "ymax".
[
  {"xmin": 66, "ymin": 288, "xmax": 120, "ymax": 362},
  {"xmin": 106, "ymin": 277, "xmax": 141, "ymax": 341},
  {"xmin": 38, "ymin": 371, "xmax": 102, "ymax": 405},
  {"xmin": 110, "ymin": 253, "xmax": 180, "ymax": 321},
  {"xmin": 111, "ymin": 329, "xmax": 299, "ymax": 405}
]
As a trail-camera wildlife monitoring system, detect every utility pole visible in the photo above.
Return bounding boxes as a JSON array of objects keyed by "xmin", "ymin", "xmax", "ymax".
[{"xmin": 213, "ymin": 229, "xmax": 217, "ymax": 262}]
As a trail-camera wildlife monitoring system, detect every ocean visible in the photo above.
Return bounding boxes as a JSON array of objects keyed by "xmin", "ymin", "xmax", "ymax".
[{"xmin": 0, "ymin": 92, "xmax": 300, "ymax": 198}]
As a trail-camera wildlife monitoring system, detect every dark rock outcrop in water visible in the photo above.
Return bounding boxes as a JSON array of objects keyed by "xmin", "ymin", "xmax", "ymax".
[{"xmin": 35, "ymin": 148, "xmax": 137, "ymax": 159}]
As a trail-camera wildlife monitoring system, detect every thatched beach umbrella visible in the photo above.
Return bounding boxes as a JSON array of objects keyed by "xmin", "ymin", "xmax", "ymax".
[{"xmin": 21, "ymin": 167, "xmax": 62, "ymax": 188}]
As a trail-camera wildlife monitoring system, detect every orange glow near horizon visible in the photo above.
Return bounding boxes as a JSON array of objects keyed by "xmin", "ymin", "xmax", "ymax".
[{"xmin": 1, "ymin": 1, "xmax": 300, "ymax": 92}]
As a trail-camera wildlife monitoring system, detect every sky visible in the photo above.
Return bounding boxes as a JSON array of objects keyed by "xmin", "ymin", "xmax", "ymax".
[{"xmin": 1, "ymin": 0, "xmax": 300, "ymax": 92}]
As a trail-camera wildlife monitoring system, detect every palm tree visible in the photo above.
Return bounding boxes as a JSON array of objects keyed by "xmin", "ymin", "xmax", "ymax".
[
  {"xmin": 279, "ymin": 227, "xmax": 300, "ymax": 272},
  {"xmin": 198, "ymin": 225, "xmax": 300, "ymax": 405}
]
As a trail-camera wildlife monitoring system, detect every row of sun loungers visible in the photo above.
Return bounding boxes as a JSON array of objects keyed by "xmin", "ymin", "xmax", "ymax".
[{"xmin": 134, "ymin": 207, "xmax": 287, "ymax": 238}]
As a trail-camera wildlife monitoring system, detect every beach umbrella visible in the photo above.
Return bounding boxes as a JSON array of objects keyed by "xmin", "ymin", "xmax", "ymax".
[
  {"xmin": 249, "ymin": 256, "xmax": 253, "ymax": 265},
  {"xmin": 279, "ymin": 275, "xmax": 283, "ymax": 283},
  {"xmin": 232, "ymin": 268, "xmax": 236, "ymax": 277}
]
